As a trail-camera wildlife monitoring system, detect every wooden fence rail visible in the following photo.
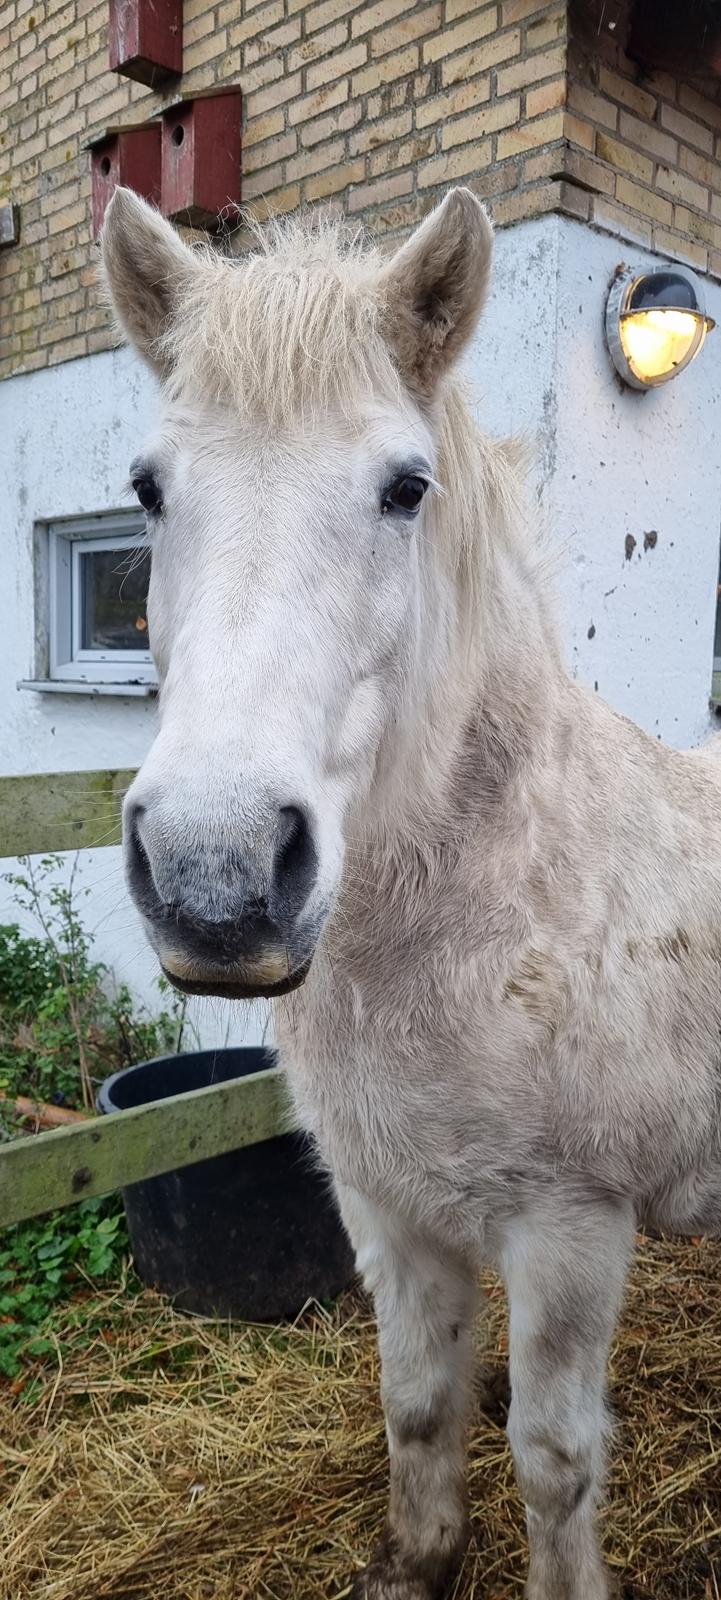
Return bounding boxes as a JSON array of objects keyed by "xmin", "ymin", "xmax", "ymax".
[{"xmin": 0, "ymin": 768, "xmax": 290, "ymax": 1229}]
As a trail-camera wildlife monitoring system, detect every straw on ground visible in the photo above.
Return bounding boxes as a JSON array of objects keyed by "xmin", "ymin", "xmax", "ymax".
[{"xmin": 0, "ymin": 1234, "xmax": 719, "ymax": 1600}]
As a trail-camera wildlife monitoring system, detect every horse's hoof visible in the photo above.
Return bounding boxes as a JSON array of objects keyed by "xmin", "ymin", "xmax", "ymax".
[{"xmin": 349, "ymin": 1532, "xmax": 462, "ymax": 1600}]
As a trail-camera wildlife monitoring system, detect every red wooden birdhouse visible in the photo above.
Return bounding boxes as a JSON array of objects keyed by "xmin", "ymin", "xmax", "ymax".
[
  {"xmin": 109, "ymin": 0, "xmax": 182, "ymax": 87},
  {"xmin": 89, "ymin": 124, "xmax": 162, "ymax": 240},
  {"xmin": 161, "ymin": 91, "xmax": 242, "ymax": 229}
]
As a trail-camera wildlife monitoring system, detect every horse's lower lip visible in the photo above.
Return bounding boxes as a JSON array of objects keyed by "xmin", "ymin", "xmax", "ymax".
[{"xmin": 160, "ymin": 961, "xmax": 311, "ymax": 1000}]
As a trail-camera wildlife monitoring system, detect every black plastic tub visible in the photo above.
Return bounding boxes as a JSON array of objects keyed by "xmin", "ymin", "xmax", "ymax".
[{"xmin": 97, "ymin": 1047, "xmax": 354, "ymax": 1320}]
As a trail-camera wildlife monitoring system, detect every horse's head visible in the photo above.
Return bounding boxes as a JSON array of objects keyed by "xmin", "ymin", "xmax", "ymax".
[{"xmin": 101, "ymin": 187, "xmax": 493, "ymax": 999}]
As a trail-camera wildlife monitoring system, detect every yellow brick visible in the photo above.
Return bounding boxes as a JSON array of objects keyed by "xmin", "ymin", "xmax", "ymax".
[
  {"xmin": 496, "ymin": 42, "xmax": 565, "ymax": 96},
  {"xmin": 41, "ymin": 181, "xmax": 81, "ymax": 217},
  {"xmin": 596, "ymin": 131, "xmax": 653, "ymax": 186},
  {"xmin": 350, "ymin": 108, "xmax": 412, "ymax": 155},
  {"xmin": 709, "ymin": 248, "xmax": 721, "ymax": 280},
  {"xmin": 287, "ymin": 23, "xmax": 348, "ymax": 72},
  {"xmin": 423, "ymin": 6, "xmax": 497, "ymax": 63},
  {"xmin": 230, "ymin": 50, "xmax": 284, "ymax": 92},
  {"xmin": 226, "ymin": 3, "xmax": 283, "ymax": 46},
  {"xmin": 307, "ymin": 39, "xmax": 367, "ymax": 90},
  {"xmin": 564, "ymin": 146, "xmax": 614, "ymax": 196},
  {"xmin": 526, "ymin": 75, "xmax": 565, "ymax": 118},
  {"xmin": 301, "ymin": 101, "xmax": 362, "ymax": 146},
  {"xmin": 418, "ymin": 136, "xmax": 492, "ymax": 186},
  {"xmin": 243, "ymin": 161, "xmax": 286, "ymax": 198},
  {"xmin": 680, "ymin": 146, "xmax": 716, "ymax": 189},
  {"xmin": 496, "ymin": 108, "xmax": 564, "ymax": 159},
  {"xmin": 352, "ymin": 44, "xmax": 418, "ymax": 97},
  {"xmin": 618, "ymin": 110, "xmax": 677, "ymax": 166},
  {"xmin": 184, "ymin": 10, "xmax": 215, "ymax": 46},
  {"xmin": 491, "ymin": 178, "xmax": 560, "ymax": 223},
  {"xmin": 566, "ymin": 80, "xmax": 617, "ymax": 132},
  {"xmin": 244, "ymin": 130, "xmax": 297, "ymax": 175},
  {"xmin": 673, "ymin": 205, "xmax": 721, "ymax": 249},
  {"xmin": 248, "ymin": 71, "xmax": 303, "ymax": 119},
  {"xmin": 352, "ymin": 0, "xmax": 411, "ymax": 37},
  {"xmin": 47, "ymin": 201, "xmax": 86, "ymax": 236},
  {"xmin": 246, "ymin": 184, "xmax": 301, "ymax": 221},
  {"xmin": 245, "ymin": 19, "xmax": 302, "ymax": 66},
  {"xmin": 369, "ymin": 131, "xmax": 435, "ymax": 176},
  {"xmin": 244, "ymin": 109, "xmax": 285, "ymax": 149},
  {"xmin": 678, "ymin": 84, "xmax": 721, "ymax": 136},
  {"xmin": 370, "ymin": 194, "xmax": 430, "ymax": 233},
  {"xmin": 288, "ymin": 79, "xmax": 348, "ymax": 125},
  {"xmin": 563, "ymin": 111, "xmax": 594, "ymax": 151},
  {"xmin": 286, "ymin": 136, "xmax": 346, "ymax": 182},
  {"xmin": 525, "ymin": 5, "xmax": 565, "ymax": 49},
  {"xmin": 348, "ymin": 169, "xmax": 413, "ymax": 211},
  {"xmin": 615, "ymin": 176, "xmax": 673, "ymax": 227},
  {"xmin": 446, "ymin": 0, "xmax": 498, "ymax": 17},
  {"xmin": 656, "ymin": 166, "xmax": 709, "ymax": 213},
  {"xmin": 653, "ymin": 227, "xmax": 709, "ymax": 272},
  {"xmin": 502, "ymin": 0, "xmax": 549, "ymax": 19},
  {"xmin": 659, "ymin": 103, "xmax": 714, "ymax": 158},
  {"xmin": 307, "ymin": 0, "xmax": 365, "ymax": 31},
  {"xmin": 442, "ymin": 93, "xmax": 520, "ymax": 149},
  {"xmin": 304, "ymin": 157, "xmax": 364, "ymax": 200},
  {"xmin": 181, "ymin": 29, "xmax": 226, "ymax": 71},
  {"xmin": 523, "ymin": 145, "xmax": 560, "ymax": 183},
  {"xmin": 415, "ymin": 73, "xmax": 490, "ymax": 128},
  {"xmin": 441, "ymin": 26, "xmax": 520, "ymax": 86},
  {"xmin": 597, "ymin": 66, "xmax": 656, "ymax": 122},
  {"xmin": 372, "ymin": 4, "xmax": 441, "ymax": 59}
]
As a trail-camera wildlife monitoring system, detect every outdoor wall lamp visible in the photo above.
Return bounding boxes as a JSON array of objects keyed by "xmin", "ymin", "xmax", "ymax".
[{"xmin": 605, "ymin": 265, "xmax": 715, "ymax": 390}]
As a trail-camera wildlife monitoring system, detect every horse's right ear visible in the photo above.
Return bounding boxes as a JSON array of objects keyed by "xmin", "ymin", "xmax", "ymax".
[
  {"xmin": 100, "ymin": 187, "xmax": 197, "ymax": 378},
  {"xmin": 381, "ymin": 187, "xmax": 493, "ymax": 398}
]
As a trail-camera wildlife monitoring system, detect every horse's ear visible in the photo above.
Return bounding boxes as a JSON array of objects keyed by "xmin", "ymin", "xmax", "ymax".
[
  {"xmin": 100, "ymin": 187, "xmax": 197, "ymax": 378},
  {"xmin": 381, "ymin": 187, "xmax": 493, "ymax": 397}
]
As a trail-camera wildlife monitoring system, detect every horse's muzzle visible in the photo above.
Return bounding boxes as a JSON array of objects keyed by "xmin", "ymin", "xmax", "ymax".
[{"xmin": 124, "ymin": 800, "xmax": 320, "ymax": 998}]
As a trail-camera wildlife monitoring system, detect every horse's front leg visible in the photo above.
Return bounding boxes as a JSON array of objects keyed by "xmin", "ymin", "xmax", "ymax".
[
  {"xmin": 339, "ymin": 1186, "xmax": 477, "ymax": 1600},
  {"xmin": 500, "ymin": 1194, "xmax": 634, "ymax": 1600}
]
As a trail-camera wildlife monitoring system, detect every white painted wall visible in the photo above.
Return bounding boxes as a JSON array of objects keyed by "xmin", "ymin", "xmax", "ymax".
[
  {"xmin": 1, "ymin": 212, "xmax": 719, "ymax": 1034},
  {"xmin": 472, "ymin": 213, "xmax": 721, "ymax": 748}
]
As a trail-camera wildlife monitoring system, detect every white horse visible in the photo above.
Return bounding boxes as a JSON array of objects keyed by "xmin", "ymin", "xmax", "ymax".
[{"xmin": 102, "ymin": 184, "xmax": 721, "ymax": 1600}]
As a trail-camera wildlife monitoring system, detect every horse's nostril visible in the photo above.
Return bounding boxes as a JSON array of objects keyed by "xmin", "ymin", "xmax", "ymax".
[{"xmin": 273, "ymin": 805, "xmax": 317, "ymax": 918}]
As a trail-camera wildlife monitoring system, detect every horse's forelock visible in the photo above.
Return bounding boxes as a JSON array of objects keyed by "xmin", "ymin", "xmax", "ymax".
[{"xmin": 160, "ymin": 213, "xmax": 403, "ymax": 424}]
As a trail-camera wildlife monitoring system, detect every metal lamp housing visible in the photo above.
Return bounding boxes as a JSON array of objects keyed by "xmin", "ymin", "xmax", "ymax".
[{"xmin": 606, "ymin": 266, "xmax": 715, "ymax": 391}]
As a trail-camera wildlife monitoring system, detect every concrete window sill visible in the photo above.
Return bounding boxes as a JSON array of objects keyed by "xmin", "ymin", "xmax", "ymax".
[{"xmin": 17, "ymin": 680, "xmax": 157, "ymax": 698}]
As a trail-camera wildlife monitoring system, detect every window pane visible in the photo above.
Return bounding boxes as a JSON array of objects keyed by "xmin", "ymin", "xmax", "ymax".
[{"xmin": 79, "ymin": 545, "xmax": 151, "ymax": 652}]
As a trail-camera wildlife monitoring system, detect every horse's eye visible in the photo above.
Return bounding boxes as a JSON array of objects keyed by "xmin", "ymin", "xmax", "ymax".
[
  {"xmin": 133, "ymin": 475, "xmax": 163, "ymax": 516},
  {"xmin": 382, "ymin": 475, "xmax": 428, "ymax": 516}
]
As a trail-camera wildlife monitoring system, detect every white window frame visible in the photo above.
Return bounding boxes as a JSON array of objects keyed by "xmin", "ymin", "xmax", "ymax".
[{"xmin": 48, "ymin": 512, "xmax": 156, "ymax": 688}]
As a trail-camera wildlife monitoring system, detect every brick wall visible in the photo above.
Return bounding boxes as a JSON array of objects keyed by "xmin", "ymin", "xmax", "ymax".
[
  {"xmin": 1, "ymin": 0, "xmax": 720, "ymax": 380},
  {"xmin": 564, "ymin": 0, "xmax": 721, "ymax": 274}
]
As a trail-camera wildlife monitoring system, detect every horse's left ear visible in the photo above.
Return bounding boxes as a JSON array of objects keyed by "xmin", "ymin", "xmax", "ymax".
[{"xmin": 381, "ymin": 187, "xmax": 493, "ymax": 397}]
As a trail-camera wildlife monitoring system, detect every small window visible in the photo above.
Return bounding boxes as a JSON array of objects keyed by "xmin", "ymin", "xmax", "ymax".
[{"xmin": 48, "ymin": 513, "xmax": 156, "ymax": 688}]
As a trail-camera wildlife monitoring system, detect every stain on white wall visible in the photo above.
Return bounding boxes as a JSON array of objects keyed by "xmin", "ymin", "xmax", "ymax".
[{"xmin": 1, "ymin": 213, "xmax": 720, "ymax": 1025}]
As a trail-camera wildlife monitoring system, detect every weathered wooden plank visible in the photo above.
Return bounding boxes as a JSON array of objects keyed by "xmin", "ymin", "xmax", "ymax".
[
  {"xmin": 0, "ymin": 1068, "xmax": 295, "ymax": 1228},
  {"xmin": 0, "ymin": 768, "xmax": 138, "ymax": 858}
]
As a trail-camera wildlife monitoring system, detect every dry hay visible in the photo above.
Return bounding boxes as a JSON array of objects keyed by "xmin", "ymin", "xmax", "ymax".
[{"xmin": 0, "ymin": 1234, "xmax": 719, "ymax": 1600}]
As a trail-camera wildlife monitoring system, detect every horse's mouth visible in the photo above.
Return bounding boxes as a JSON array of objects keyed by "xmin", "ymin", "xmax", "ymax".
[{"xmin": 160, "ymin": 960, "xmax": 312, "ymax": 1001}]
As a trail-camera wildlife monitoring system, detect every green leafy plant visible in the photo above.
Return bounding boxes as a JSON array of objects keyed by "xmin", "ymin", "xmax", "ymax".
[
  {"xmin": 0, "ymin": 1196, "xmax": 130, "ymax": 1379},
  {"xmin": 0, "ymin": 854, "xmax": 193, "ymax": 1115}
]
